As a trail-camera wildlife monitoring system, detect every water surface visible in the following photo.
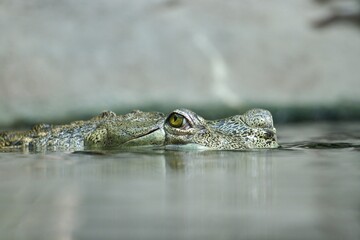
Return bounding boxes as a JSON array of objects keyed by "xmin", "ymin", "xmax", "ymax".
[{"xmin": 0, "ymin": 122, "xmax": 359, "ymax": 240}]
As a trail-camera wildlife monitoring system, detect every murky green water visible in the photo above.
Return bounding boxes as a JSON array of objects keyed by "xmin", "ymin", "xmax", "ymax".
[{"xmin": 0, "ymin": 122, "xmax": 359, "ymax": 240}]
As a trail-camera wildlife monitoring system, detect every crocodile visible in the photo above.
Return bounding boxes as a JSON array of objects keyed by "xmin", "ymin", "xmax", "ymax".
[{"xmin": 0, "ymin": 108, "xmax": 278, "ymax": 151}]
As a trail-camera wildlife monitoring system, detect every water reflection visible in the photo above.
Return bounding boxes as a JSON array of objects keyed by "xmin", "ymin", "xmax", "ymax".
[
  {"xmin": 164, "ymin": 150, "xmax": 274, "ymax": 205},
  {"xmin": 16, "ymin": 185, "xmax": 80, "ymax": 240},
  {"xmin": 1, "ymin": 121, "xmax": 360, "ymax": 240}
]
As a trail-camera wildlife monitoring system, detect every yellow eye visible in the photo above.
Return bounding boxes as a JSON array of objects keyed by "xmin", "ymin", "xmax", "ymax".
[{"xmin": 168, "ymin": 113, "xmax": 184, "ymax": 128}]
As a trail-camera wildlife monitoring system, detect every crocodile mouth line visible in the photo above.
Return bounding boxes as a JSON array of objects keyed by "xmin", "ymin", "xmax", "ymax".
[
  {"xmin": 137, "ymin": 127, "xmax": 161, "ymax": 138},
  {"xmin": 123, "ymin": 127, "xmax": 162, "ymax": 144}
]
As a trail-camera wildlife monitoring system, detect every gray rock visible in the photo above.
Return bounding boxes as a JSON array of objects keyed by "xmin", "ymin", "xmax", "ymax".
[{"xmin": 0, "ymin": 0, "xmax": 360, "ymax": 126}]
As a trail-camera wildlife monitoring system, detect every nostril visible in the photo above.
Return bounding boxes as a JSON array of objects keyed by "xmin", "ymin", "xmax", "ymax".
[{"xmin": 264, "ymin": 130, "xmax": 275, "ymax": 139}]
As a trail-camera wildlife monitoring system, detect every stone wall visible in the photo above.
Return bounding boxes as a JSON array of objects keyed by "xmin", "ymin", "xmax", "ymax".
[{"xmin": 1, "ymin": 0, "xmax": 360, "ymax": 125}]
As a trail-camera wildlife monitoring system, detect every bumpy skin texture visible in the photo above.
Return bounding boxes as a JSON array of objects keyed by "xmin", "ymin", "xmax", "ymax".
[
  {"xmin": 0, "ymin": 110, "xmax": 165, "ymax": 151},
  {"xmin": 0, "ymin": 108, "xmax": 278, "ymax": 151},
  {"xmin": 164, "ymin": 109, "xmax": 278, "ymax": 150}
]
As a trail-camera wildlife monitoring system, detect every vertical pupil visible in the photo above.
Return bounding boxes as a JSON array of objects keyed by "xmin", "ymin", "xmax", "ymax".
[{"xmin": 169, "ymin": 113, "xmax": 184, "ymax": 127}]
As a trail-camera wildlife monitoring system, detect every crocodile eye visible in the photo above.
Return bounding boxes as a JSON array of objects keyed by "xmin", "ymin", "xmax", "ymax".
[{"xmin": 167, "ymin": 113, "xmax": 185, "ymax": 128}]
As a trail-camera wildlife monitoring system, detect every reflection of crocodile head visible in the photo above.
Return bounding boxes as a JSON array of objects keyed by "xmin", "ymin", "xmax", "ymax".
[{"xmin": 0, "ymin": 108, "xmax": 278, "ymax": 151}]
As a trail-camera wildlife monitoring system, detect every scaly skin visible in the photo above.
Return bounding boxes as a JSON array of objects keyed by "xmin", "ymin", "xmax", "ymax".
[
  {"xmin": 164, "ymin": 108, "xmax": 278, "ymax": 150},
  {"xmin": 0, "ymin": 110, "xmax": 165, "ymax": 151},
  {"xmin": 0, "ymin": 108, "xmax": 278, "ymax": 151}
]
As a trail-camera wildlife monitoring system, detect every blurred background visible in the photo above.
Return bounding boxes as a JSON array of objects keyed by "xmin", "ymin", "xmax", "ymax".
[{"xmin": 1, "ymin": 0, "xmax": 360, "ymax": 127}]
